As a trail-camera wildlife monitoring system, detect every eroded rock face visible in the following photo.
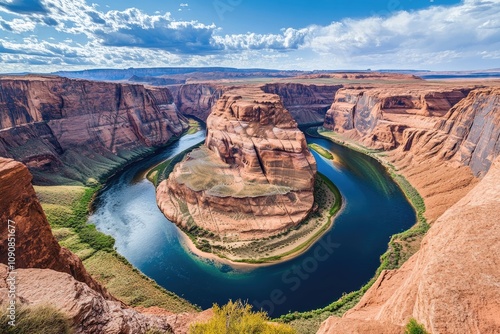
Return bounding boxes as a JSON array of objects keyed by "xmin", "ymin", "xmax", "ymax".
[
  {"xmin": 0, "ymin": 75, "xmax": 188, "ymax": 184},
  {"xmin": 323, "ymin": 85, "xmax": 500, "ymax": 221},
  {"xmin": 172, "ymin": 83, "xmax": 223, "ymax": 121},
  {"xmin": 157, "ymin": 87, "xmax": 316, "ymax": 240},
  {"xmin": 318, "ymin": 156, "xmax": 500, "ymax": 334},
  {"xmin": 0, "ymin": 157, "xmax": 200, "ymax": 333},
  {"xmin": 0, "ymin": 265, "xmax": 174, "ymax": 334},
  {"xmin": 0, "ymin": 158, "xmax": 110, "ymax": 298},
  {"xmin": 262, "ymin": 83, "xmax": 341, "ymax": 125},
  {"xmin": 324, "ymin": 86, "xmax": 472, "ymax": 150}
]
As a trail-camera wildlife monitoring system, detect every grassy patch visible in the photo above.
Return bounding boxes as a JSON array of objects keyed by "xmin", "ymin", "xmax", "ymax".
[
  {"xmin": 41, "ymin": 186, "xmax": 115, "ymax": 252},
  {"xmin": 83, "ymin": 251, "xmax": 198, "ymax": 312},
  {"xmin": 0, "ymin": 305, "xmax": 72, "ymax": 334},
  {"xmin": 186, "ymin": 118, "xmax": 202, "ymax": 135},
  {"xmin": 308, "ymin": 143, "xmax": 334, "ymax": 160},
  {"xmin": 147, "ymin": 142, "xmax": 204, "ymax": 187},
  {"xmin": 190, "ymin": 300, "xmax": 295, "ymax": 334}
]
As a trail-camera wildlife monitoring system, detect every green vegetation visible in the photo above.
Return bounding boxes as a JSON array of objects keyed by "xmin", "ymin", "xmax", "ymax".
[
  {"xmin": 83, "ymin": 251, "xmax": 197, "ymax": 311},
  {"xmin": 0, "ymin": 305, "xmax": 72, "ymax": 334},
  {"xmin": 380, "ymin": 171, "xmax": 429, "ymax": 269},
  {"xmin": 308, "ymin": 143, "xmax": 334, "ymax": 160},
  {"xmin": 190, "ymin": 300, "xmax": 296, "ymax": 334},
  {"xmin": 280, "ymin": 129, "xmax": 430, "ymax": 334},
  {"xmin": 37, "ymin": 185, "xmax": 115, "ymax": 253},
  {"xmin": 36, "ymin": 184, "xmax": 198, "ymax": 313},
  {"xmin": 146, "ymin": 142, "xmax": 204, "ymax": 187},
  {"xmin": 405, "ymin": 318, "xmax": 429, "ymax": 334},
  {"xmin": 186, "ymin": 118, "xmax": 202, "ymax": 135}
]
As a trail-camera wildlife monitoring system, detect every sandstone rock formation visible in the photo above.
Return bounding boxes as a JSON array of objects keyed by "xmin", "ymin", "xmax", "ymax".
[
  {"xmin": 157, "ymin": 87, "xmax": 317, "ymax": 240},
  {"xmin": 0, "ymin": 75, "xmax": 188, "ymax": 184},
  {"xmin": 262, "ymin": 83, "xmax": 341, "ymax": 125},
  {"xmin": 171, "ymin": 83, "xmax": 223, "ymax": 121},
  {"xmin": 323, "ymin": 84, "xmax": 500, "ymax": 221},
  {"xmin": 0, "ymin": 158, "xmax": 110, "ymax": 298},
  {"xmin": 324, "ymin": 86, "xmax": 472, "ymax": 150},
  {"xmin": 0, "ymin": 264, "xmax": 174, "ymax": 334},
  {"xmin": 318, "ymin": 155, "xmax": 500, "ymax": 334}
]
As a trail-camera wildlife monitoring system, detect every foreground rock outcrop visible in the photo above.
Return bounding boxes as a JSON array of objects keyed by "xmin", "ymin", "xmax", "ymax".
[
  {"xmin": 0, "ymin": 75, "xmax": 188, "ymax": 184},
  {"xmin": 157, "ymin": 87, "xmax": 317, "ymax": 240},
  {"xmin": 0, "ymin": 264, "xmax": 174, "ymax": 334},
  {"xmin": 0, "ymin": 158, "xmax": 109, "ymax": 297},
  {"xmin": 0, "ymin": 157, "xmax": 204, "ymax": 333},
  {"xmin": 318, "ymin": 156, "xmax": 500, "ymax": 334}
]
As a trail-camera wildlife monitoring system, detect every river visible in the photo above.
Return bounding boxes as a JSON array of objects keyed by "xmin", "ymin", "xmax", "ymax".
[{"xmin": 89, "ymin": 128, "xmax": 415, "ymax": 317}]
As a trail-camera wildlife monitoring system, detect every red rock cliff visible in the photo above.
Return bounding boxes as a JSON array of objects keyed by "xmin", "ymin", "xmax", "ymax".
[
  {"xmin": 0, "ymin": 158, "xmax": 110, "ymax": 298},
  {"xmin": 262, "ymin": 83, "xmax": 341, "ymax": 125},
  {"xmin": 0, "ymin": 157, "xmax": 196, "ymax": 333},
  {"xmin": 323, "ymin": 85, "xmax": 500, "ymax": 220},
  {"xmin": 0, "ymin": 75, "xmax": 188, "ymax": 184},
  {"xmin": 318, "ymin": 155, "xmax": 500, "ymax": 334},
  {"xmin": 157, "ymin": 87, "xmax": 317, "ymax": 240},
  {"xmin": 171, "ymin": 83, "xmax": 223, "ymax": 121}
]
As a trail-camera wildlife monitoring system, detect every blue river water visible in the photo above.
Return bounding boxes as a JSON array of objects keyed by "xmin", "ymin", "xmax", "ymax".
[{"xmin": 89, "ymin": 129, "xmax": 415, "ymax": 317}]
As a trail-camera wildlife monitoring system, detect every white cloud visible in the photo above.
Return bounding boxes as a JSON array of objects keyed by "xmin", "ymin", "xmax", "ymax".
[{"xmin": 0, "ymin": 0, "xmax": 499, "ymax": 72}]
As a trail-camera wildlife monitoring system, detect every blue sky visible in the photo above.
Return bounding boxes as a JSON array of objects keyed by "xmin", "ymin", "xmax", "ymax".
[{"xmin": 0, "ymin": 0, "xmax": 499, "ymax": 72}]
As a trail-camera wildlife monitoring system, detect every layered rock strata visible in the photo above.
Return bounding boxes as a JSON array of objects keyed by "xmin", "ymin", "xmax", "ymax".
[
  {"xmin": 0, "ymin": 75, "xmax": 188, "ymax": 184},
  {"xmin": 0, "ymin": 157, "xmax": 207, "ymax": 333},
  {"xmin": 171, "ymin": 83, "xmax": 223, "ymax": 121},
  {"xmin": 157, "ymin": 87, "xmax": 317, "ymax": 240},
  {"xmin": 0, "ymin": 264, "xmax": 174, "ymax": 334},
  {"xmin": 323, "ymin": 85, "xmax": 500, "ymax": 221},
  {"xmin": 262, "ymin": 83, "xmax": 341, "ymax": 125},
  {"xmin": 324, "ymin": 86, "xmax": 473, "ymax": 150}
]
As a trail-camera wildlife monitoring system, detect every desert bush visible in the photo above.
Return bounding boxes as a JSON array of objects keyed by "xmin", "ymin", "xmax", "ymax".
[
  {"xmin": 405, "ymin": 318, "xmax": 429, "ymax": 334},
  {"xmin": 190, "ymin": 300, "xmax": 296, "ymax": 334}
]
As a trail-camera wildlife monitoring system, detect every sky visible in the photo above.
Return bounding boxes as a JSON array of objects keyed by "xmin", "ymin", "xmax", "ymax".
[{"xmin": 0, "ymin": 0, "xmax": 499, "ymax": 73}]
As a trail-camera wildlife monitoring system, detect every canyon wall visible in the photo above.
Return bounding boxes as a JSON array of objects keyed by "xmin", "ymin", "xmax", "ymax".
[
  {"xmin": 318, "ymin": 84, "xmax": 500, "ymax": 333},
  {"xmin": 157, "ymin": 87, "xmax": 317, "ymax": 240},
  {"xmin": 0, "ymin": 75, "xmax": 188, "ymax": 185},
  {"xmin": 323, "ymin": 85, "xmax": 500, "ymax": 221},
  {"xmin": 324, "ymin": 85, "xmax": 500, "ymax": 176},
  {"xmin": 172, "ymin": 83, "xmax": 339, "ymax": 125},
  {"xmin": 171, "ymin": 83, "xmax": 223, "ymax": 121},
  {"xmin": 318, "ymin": 155, "xmax": 500, "ymax": 334},
  {"xmin": 262, "ymin": 83, "xmax": 341, "ymax": 125},
  {"xmin": 324, "ymin": 86, "xmax": 472, "ymax": 150}
]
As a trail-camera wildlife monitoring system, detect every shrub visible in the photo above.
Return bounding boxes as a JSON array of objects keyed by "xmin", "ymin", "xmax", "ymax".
[
  {"xmin": 405, "ymin": 318, "xmax": 429, "ymax": 334},
  {"xmin": 0, "ymin": 305, "xmax": 72, "ymax": 334},
  {"xmin": 190, "ymin": 300, "xmax": 296, "ymax": 334}
]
